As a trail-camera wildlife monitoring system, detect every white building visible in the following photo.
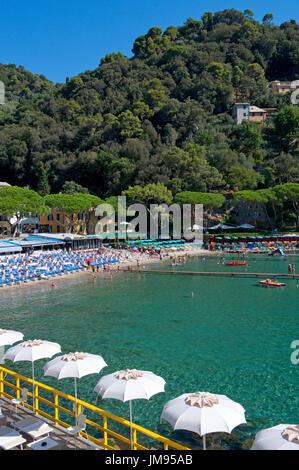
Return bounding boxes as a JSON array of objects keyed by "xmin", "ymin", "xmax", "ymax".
[{"xmin": 232, "ymin": 103, "xmax": 250, "ymax": 124}]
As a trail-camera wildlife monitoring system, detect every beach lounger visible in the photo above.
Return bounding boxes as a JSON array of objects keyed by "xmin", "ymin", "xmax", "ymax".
[
  {"xmin": 12, "ymin": 416, "xmax": 53, "ymax": 440},
  {"xmin": 0, "ymin": 425, "xmax": 27, "ymax": 450}
]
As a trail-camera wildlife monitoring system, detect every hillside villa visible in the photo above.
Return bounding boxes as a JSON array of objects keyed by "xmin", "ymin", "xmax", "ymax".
[
  {"xmin": 268, "ymin": 79, "xmax": 299, "ymax": 94},
  {"xmin": 232, "ymin": 103, "xmax": 277, "ymax": 124}
]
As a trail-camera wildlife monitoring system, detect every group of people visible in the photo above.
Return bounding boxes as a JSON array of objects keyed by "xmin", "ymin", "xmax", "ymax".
[{"xmin": 288, "ymin": 264, "xmax": 296, "ymax": 275}]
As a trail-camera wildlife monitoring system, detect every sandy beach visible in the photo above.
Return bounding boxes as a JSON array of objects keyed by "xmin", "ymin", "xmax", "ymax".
[{"xmin": 0, "ymin": 246, "xmax": 214, "ymax": 294}]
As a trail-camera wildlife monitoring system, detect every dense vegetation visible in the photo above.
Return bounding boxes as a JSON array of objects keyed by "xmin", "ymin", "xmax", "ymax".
[{"xmin": 0, "ymin": 9, "xmax": 298, "ymax": 226}]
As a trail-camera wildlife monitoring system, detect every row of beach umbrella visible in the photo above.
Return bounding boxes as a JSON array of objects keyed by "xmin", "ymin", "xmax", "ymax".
[{"xmin": 0, "ymin": 329, "xmax": 298, "ymax": 450}]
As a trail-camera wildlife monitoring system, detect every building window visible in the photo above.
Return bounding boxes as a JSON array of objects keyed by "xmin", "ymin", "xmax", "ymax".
[
  {"xmin": 56, "ymin": 225, "xmax": 60, "ymax": 232},
  {"xmin": 48, "ymin": 214, "xmax": 53, "ymax": 221},
  {"xmin": 56, "ymin": 213, "xmax": 60, "ymax": 221},
  {"xmin": 78, "ymin": 213, "xmax": 83, "ymax": 220}
]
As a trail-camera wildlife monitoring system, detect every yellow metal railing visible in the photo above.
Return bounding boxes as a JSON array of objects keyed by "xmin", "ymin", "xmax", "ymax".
[{"xmin": 0, "ymin": 366, "xmax": 190, "ymax": 450}]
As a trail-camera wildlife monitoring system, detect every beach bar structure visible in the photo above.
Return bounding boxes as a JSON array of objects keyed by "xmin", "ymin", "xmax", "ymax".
[
  {"xmin": 0, "ymin": 236, "xmax": 65, "ymax": 255},
  {"xmin": 0, "ymin": 240, "xmax": 22, "ymax": 255},
  {"xmin": 39, "ymin": 233, "xmax": 102, "ymax": 250},
  {"xmin": 0, "ymin": 234, "xmax": 103, "ymax": 256}
]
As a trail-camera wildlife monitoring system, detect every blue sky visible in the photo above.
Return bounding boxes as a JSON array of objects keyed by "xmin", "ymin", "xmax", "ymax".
[{"xmin": 1, "ymin": 0, "xmax": 298, "ymax": 83}]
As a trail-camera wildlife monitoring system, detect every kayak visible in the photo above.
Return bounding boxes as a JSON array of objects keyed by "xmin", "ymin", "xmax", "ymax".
[
  {"xmin": 225, "ymin": 261, "xmax": 248, "ymax": 266},
  {"xmin": 259, "ymin": 279, "xmax": 286, "ymax": 287}
]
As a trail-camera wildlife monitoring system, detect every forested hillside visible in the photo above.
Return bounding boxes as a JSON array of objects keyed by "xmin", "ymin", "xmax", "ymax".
[{"xmin": 0, "ymin": 8, "xmax": 298, "ymax": 200}]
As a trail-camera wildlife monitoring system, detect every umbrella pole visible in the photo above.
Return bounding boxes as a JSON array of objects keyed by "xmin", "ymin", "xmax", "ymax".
[
  {"xmin": 32, "ymin": 362, "xmax": 35, "ymax": 413},
  {"xmin": 74, "ymin": 377, "xmax": 77, "ymax": 428},
  {"xmin": 129, "ymin": 400, "xmax": 133, "ymax": 450},
  {"xmin": 203, "ymin": 434, "xmax": 206, "ymax": 450}
]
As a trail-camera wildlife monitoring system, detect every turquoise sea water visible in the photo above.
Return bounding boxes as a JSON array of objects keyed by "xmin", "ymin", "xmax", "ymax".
[{"xmin": 0, "ymin": 253, "xmax": 298, "ymax": 449}]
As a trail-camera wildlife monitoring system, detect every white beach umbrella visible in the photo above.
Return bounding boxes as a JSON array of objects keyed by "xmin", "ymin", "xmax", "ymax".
[
  {"xmin": 0, "ymin": 329, "xmax": 23, "ymax": 347},
  {"xmin": 94, "ymin": 368, "xmax": 166, "ymax": 449},
  {"xmin": 4, "ymin": 339, "xmax": 61, "ymax": 412},
  {"xmin": 44, "ymin": 352, "xmax": 107, "ymax": 426},
  {"xmin": 251, "ymin": 424, "xmax": 299, "ymax": 450},
  {"xmin": 0, "ymin": 329, "xmax": 24, "ymax": 365},
  {"xmin": 161, "ymin": 391, "xmax": 246, "ymax": 449}
]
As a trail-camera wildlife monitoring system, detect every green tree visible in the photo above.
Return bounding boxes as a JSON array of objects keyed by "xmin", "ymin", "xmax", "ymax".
[
  {"xmin": 143, "ymin": 79, "xmax": 169, "ymax": 111},
  {"xmin": 226, "ymin": 167, "xmax": 264, "ymax": 190},
  {"xmin": 61, "ymin": 181, "xmax": 89, "ymax": 194},
  {"xmin": 35, "ymin": 162, "xmax": 50, "ymax": 196},
  {"xmin": 231, "ymin": 120, "xmax": 262, "ymax": 156},
  {"xmin": 174, "ymin": 191, "xmax": 225, "ymax": 222},
  {"xmin": 273, "ymin": 106, "xmax": 299, "ymax": 152},
  {"xmin": 115, "ymin": 110, "xmax": 143, "ymax": 139},
  {"xmin": 44, "ymin": 193, "xmax": 102, "ymax": 232},
  {"xmin": 274, "ymin": 183, "xmax": 299, "ymax": 225},
  {"xmin": 244, "ymin": 9, "xmax": 254, "ymax": 20},
  {"xmin": 201, "ymin": 12, "xmax": 213, "ymax": 31},
  {"xmin": 263, "ymin": 13, "xmax": 274, "ymax": 25},
  {"xmin": 0, "ymin": 186, "xmax": 49, "ymax": 235},
  {"xmin": 123, "ymin": 183, "xmax": 173, "ymax": 206}
]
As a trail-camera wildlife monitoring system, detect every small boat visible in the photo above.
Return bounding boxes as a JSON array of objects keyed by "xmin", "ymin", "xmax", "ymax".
[
  {"xmin": 225, "ymin": 261, "xmax": 248, "ymax": 266},
  {"xmin": 259, "ymin": 279, "xmax": 286, "ymax": 287}
]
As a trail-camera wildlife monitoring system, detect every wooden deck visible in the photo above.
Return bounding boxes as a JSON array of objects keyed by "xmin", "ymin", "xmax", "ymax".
[
  {"xmin": 119, "ymin": 268, "xmax": 299, "ymax": 278},
  {"xmin": 0, "ymin": 396, "xmax": 104, "ymax": 450}
]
